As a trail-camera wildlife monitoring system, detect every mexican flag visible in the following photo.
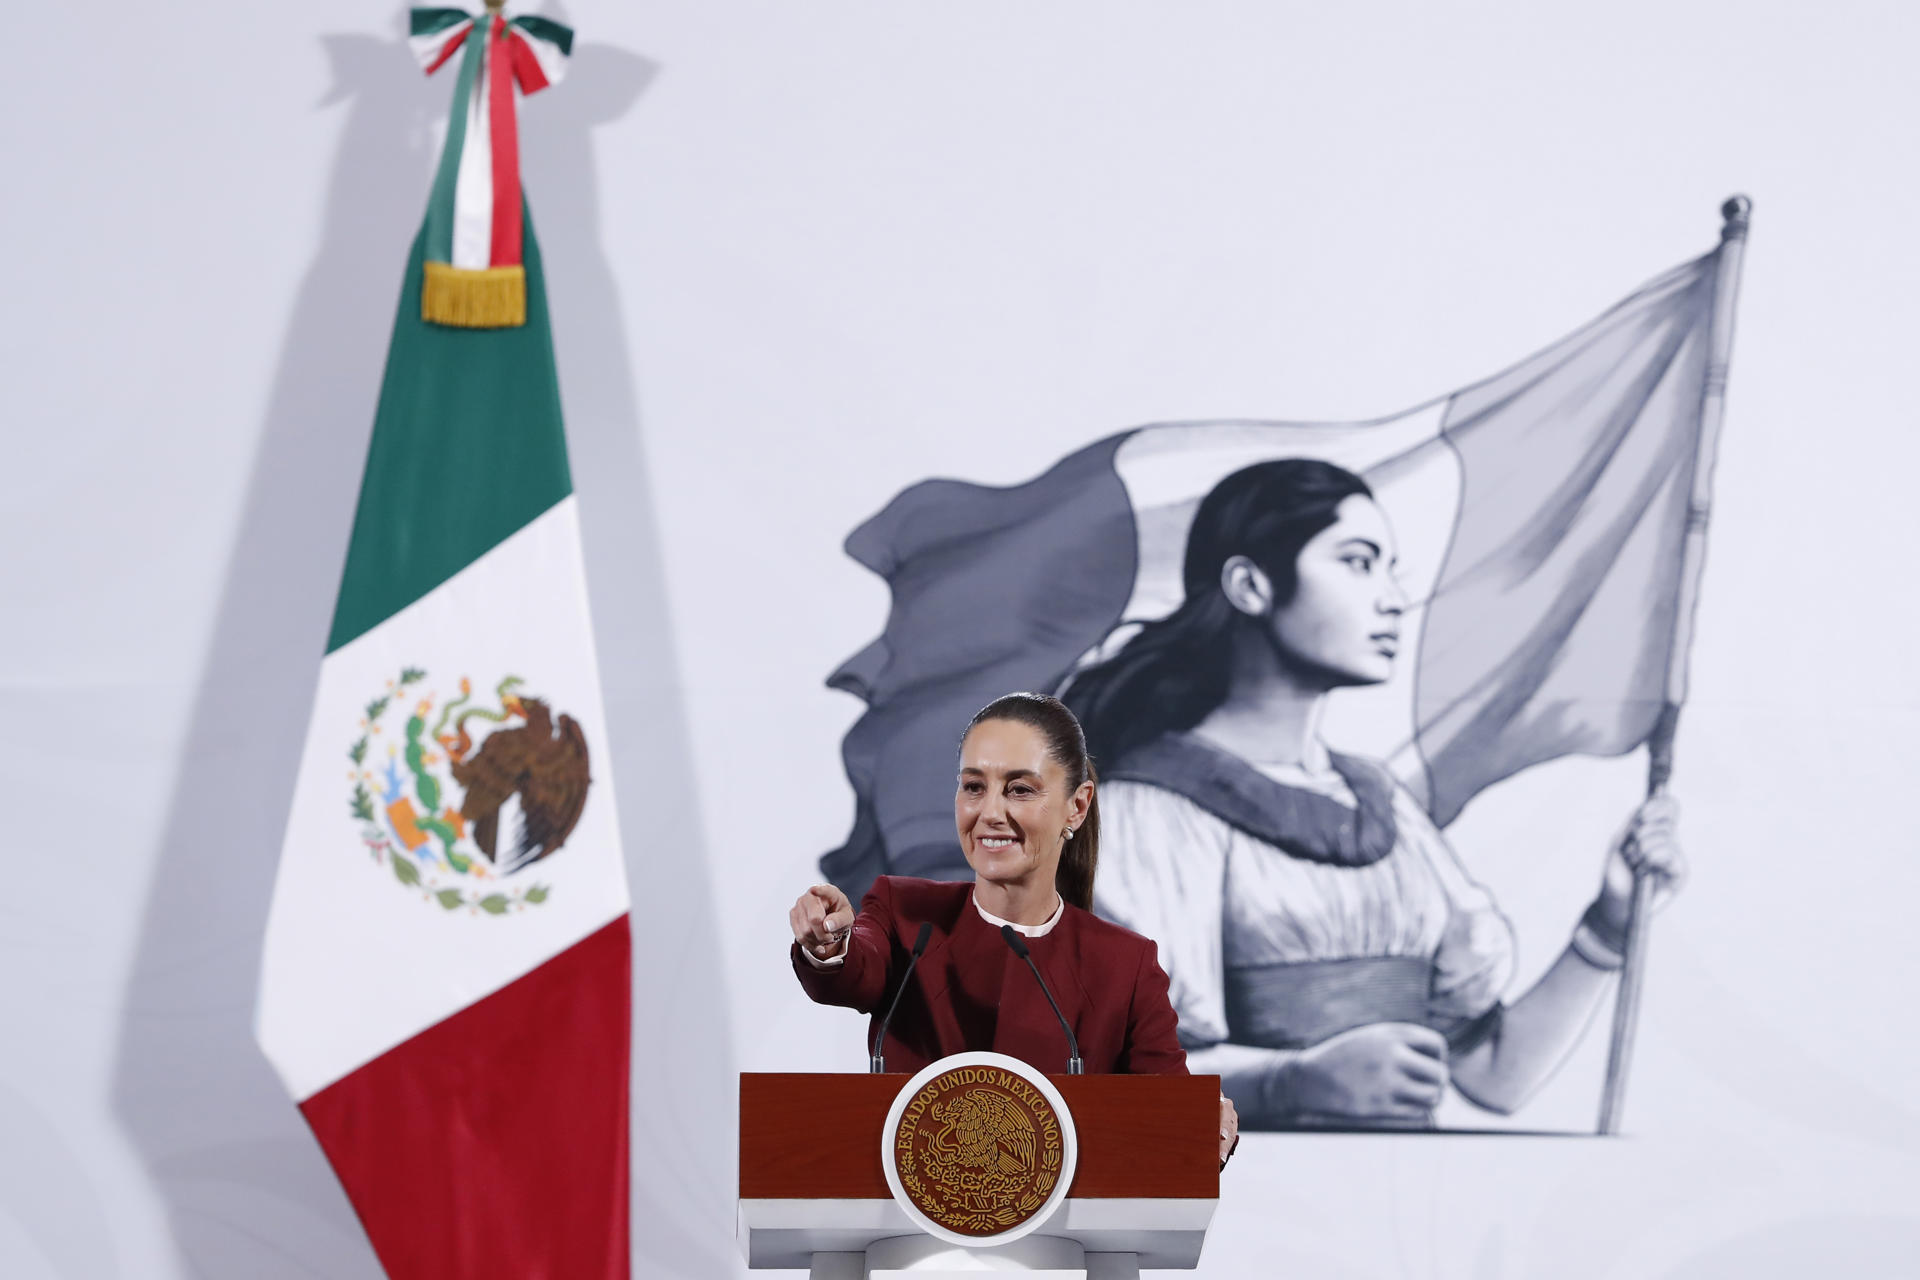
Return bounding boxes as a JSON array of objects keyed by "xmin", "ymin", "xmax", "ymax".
[{"xmin": 256, "ymin": 10, "xmax": 631, "ymax": 1278}]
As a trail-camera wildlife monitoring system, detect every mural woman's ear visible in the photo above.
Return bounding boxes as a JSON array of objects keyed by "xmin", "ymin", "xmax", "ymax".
[{"xmin": 1219, "ymin": 554, "xmax": 1274, "ymax": 618}]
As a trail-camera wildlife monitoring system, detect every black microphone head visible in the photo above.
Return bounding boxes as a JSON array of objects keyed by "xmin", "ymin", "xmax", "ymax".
[
  {"xmin": 999, "ymin": 923, "xmax": 1031, "ymax": 959},
  {"xmin": 912, "ymin": 922, "xmax": 933, "ymax": 955}
]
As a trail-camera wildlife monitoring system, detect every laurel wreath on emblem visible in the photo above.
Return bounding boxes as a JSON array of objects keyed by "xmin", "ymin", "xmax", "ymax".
[{"xmin": 346, "ymin": 667, "xmax": 591, "ymax": 914}]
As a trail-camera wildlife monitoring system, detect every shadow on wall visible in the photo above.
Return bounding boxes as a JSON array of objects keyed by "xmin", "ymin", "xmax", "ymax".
[
  {"xmin": 522, "ymin": 13, "xmax": 745, "ymax": 1278},
  {"xmin": 108, "ymin": 11, "xmax": 737, "ymax": 1277}
]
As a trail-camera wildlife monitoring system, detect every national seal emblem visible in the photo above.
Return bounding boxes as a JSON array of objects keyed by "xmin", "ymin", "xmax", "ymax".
[{"xmin": 883, "ymin": 1051, "xmax": 1078, "ymax": 1247}]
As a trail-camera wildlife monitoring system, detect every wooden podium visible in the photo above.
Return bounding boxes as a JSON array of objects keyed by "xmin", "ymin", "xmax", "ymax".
[{"xmin": 739, "ymin": 1071, "xmax": 1220, "ymax": 1278}]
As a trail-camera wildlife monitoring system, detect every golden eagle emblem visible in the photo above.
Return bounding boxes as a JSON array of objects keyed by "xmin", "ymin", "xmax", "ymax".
[
  {"xmin": 928, "ymin": 1089, "xmax": 1038, "ymax": 1180},
  {"xmin": 449, "ymin": 696, "xmax": 591, "ymax": 874}
]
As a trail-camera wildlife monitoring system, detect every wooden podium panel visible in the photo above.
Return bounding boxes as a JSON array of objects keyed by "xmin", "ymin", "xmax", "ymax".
[{"xmin": 739, "ymin": 1072, "xmax": 1219, "ymax": 1201}]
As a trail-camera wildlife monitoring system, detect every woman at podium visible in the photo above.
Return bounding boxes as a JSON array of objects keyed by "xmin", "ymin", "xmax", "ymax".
[{"xmin": 789, "ymin": 693, "xmax": 1239, "ymax": 1163}]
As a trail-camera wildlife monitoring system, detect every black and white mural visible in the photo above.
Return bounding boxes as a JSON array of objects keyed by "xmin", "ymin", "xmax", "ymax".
[{"xmin": 821, "ymin": 200, "xmax": 1749, "ymax": 1134}]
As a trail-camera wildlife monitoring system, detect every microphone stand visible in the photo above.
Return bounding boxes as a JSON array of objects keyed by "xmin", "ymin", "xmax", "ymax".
[
  {"xmin": 869, "ymin": 922, "xmax": 933, "ymax": 1073},
  {"xmin": 1001, "ymin": 924, "xmax": 1083, "ymax": 1074}
]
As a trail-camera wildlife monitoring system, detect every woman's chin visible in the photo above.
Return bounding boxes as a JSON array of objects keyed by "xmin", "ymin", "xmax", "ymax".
[
  {"xmin": 967, "ymin": 848, "xmax": 1028, "ymax": 880},
  {"xmin": 1330, "ymin": 658, "xmax": 1395, "ymax": 688},
  {"xmin": 1282, "ymin": 648, "xmax": 1395, "ymax": 691}
]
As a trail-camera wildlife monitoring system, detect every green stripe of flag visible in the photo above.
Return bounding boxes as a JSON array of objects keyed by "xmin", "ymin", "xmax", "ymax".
[
  {"xmin": 410, "ymin": 8, "xmax": 471, "ymax": 38},
  {"xmin": 423, "ymin": 26, "xmax": 485, "ymax": 267},
  {"xmin": 326, "ymin": 212, "xmax": 572, "ymax": 654},
  {"xmin": 511, "ymin": 16, "xmax": 575, "ymax": 55}
]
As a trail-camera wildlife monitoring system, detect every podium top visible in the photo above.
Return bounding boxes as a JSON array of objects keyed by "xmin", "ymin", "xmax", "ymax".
[{"xmin": 740, "ymin": 1072, "xmax": 1218, "ymax": 1201}]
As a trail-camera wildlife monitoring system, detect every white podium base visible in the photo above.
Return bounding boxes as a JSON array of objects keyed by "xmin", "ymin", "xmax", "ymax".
[
  {"xmin": 740, "ymin": 1196, "xmax": 1211, "ymax": 1271},
  {"xmin": 807, "ymin": 1233, "xmax": 1142, "ymax": 1279}
]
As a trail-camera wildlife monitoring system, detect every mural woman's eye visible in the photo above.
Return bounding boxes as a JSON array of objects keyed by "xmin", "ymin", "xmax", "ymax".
[{"xmin": 1343, "ymin": 554, "xmax": 1375, "ymax": 575}]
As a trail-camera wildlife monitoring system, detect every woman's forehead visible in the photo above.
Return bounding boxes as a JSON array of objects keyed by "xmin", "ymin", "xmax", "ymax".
[
  {"xmin": 959, "ymin": 719, "xmax": 1058, "ymax": 774},
  {"xmin": 1311, "ymin": 494, "xmax": 1396, "ymax": 552}
]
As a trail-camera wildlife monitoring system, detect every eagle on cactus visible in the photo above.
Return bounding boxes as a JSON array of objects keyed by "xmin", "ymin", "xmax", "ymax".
[{"xmin": 451, "ymin": 696, "xmax": 591, "ymax": 874}]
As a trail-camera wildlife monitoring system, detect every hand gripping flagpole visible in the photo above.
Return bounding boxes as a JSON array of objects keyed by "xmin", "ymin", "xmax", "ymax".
[{"xmin": 1597, "ymin": 195, "xmax": 1752, "ymax": 1136}]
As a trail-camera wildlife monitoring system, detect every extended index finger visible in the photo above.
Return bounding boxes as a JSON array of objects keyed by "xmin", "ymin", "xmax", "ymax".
[
  {"xmin": 796, "ymin": 894, "xmax": 829, "ymax": 931},
  {"xmin": 808, "ymin": 884, "xmax": 849, "ymax": 912}
]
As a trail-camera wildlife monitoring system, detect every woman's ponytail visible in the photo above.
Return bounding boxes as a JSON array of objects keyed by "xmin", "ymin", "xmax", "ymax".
[
  {"xmin": 1064, "ymin": 595, "xmax": 1236, "ymax": 771},
  {"xmin": 1055, "ymin": 763, "xmax": 1100, "ymax": 911}
]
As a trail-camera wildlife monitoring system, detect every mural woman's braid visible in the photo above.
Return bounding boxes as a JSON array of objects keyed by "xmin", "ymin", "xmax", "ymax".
[{"xmin": 963, "ymin": 694, "xmax": 1101, "ymax": 911}]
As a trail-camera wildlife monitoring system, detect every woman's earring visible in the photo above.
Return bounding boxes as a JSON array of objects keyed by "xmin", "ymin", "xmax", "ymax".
[{"xmin": 1064, "ymin": 828, "xmax": 1075, "ymax": 841}]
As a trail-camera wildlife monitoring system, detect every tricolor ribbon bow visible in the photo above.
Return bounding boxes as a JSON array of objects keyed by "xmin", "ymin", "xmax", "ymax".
[{"xmin": 410, "ymin": 5, "xmax": 573, "ymax": 328}]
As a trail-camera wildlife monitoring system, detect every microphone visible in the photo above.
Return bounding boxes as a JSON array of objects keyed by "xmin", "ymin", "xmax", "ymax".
[
  {"xmin": 870, "ymin": 922, "xmax": 934, "ymax": 1073},
  {"xmin": 1000, "ymin": 924, "xmax": 1083, "ymax": 1075}
]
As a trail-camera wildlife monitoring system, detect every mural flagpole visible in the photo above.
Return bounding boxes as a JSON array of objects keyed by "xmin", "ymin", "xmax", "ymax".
[{"xmin": 1597, "ymin": 194, "xmax": 1752, "ymax": 1136}]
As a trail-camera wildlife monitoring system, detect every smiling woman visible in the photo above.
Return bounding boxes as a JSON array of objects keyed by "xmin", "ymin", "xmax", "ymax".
[
  {"xmin": 952, "ymin": 696, "xmax": 1100, "ymax": 916},
  {"xmin": 788, "ymin": 694, "xmax": 1239, "ymax": 1164}
]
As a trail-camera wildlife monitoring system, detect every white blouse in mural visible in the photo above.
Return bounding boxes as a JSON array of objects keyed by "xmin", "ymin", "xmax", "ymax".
[{"xmin": 1093, "ymin": 762, "xmax": 1517, "ymax": 1050}]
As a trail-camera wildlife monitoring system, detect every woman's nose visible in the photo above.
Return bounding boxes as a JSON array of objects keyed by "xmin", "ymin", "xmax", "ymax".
[{"xmin": 1380, "ymin": 574, "xmax": 1410, "ymax": 614}]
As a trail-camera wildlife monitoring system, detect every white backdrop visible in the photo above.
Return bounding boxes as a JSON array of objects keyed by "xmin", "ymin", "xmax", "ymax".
[{"xmin": 4, "ymin": 2, "xmax": 1918, "ymax": 1277}]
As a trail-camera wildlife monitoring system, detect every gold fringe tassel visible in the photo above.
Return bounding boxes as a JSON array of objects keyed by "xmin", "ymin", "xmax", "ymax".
[{"xmin": 422, "ymin": 262, "xmax": 527, "ymax": 329}]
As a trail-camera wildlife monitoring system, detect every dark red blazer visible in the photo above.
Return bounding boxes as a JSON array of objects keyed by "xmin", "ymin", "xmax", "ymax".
[{"xmin": 792, "ymin": 876, "xmax": 1188, "ymax": 1077}]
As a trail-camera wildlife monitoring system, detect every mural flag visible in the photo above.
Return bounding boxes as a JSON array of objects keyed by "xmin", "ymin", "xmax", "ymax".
[
  {"xmin": 256, "ymin": 10, "xmax": 632, "ymax": 1278},
  {"xmin": 824, "ymin": 212, "xmax": 1739, "ymax": 900}
]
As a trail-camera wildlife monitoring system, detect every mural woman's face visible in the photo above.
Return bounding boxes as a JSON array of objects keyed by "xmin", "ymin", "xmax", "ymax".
[
  {"xmin": 954, "ymin": 719, "xmax": 1073, "ymax": 893},
  {"xmin": 1243, "ymin": 494, "xmax": 1408, "ymax": 689}
]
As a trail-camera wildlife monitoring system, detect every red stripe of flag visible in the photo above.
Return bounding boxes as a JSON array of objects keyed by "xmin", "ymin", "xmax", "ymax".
[
  {"xmin": 422, "ymin": 23, "xmax": 470, "ymax": 77},
  {"xmin": 508, "ymin": 29, "xmax": 552, "ymax": 95},
  {"xmin": 300, "ymin": 917, "xmax": 633, "ymax": 1279},
  {"xmin": 487, "ymin": 16, "xmax": 523, "ymax": 268}
]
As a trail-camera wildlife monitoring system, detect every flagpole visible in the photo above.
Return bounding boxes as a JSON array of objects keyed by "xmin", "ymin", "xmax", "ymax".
[{"xmin": 1596, "ymin": 195, "xmax": 1752, "ymax": 1136}]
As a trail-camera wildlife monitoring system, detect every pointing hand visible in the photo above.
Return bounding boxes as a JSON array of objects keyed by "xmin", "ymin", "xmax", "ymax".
[{"xmin": 789, "ymin": 884, "xmax": 855, "ymax": 959}]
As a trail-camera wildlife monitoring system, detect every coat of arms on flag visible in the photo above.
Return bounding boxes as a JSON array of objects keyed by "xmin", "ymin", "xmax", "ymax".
[
  {"xmin": 820, "ymin": 198, "xmax": 1751, "ymax": 1135},
  {"xmin": 348, "ymin": 669, "xmax": 590, "ymax": 912}
]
